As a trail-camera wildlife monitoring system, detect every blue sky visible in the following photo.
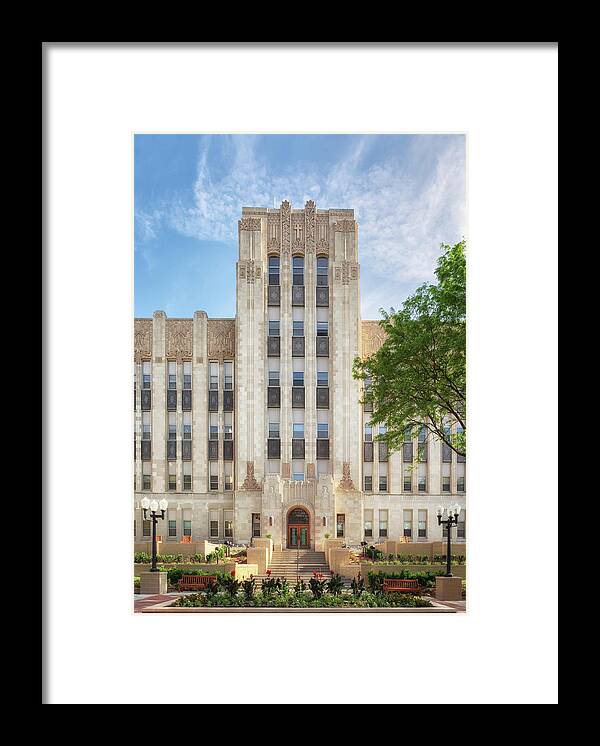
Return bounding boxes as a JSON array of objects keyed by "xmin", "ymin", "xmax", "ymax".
[{"xmin": 135, "ymin": 134, "xmax": 465, "ymax": 319}]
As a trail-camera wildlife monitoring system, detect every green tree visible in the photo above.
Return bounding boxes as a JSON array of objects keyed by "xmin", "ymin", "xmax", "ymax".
[{"xmin": 353, "ymin": 240, "xmax": 466, "ymax": 457}]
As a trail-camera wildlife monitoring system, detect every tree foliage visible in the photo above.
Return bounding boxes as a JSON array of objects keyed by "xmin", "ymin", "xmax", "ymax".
[{"xmin": 353, "ymin": 240, "xmax": 466, "ymax": 456}]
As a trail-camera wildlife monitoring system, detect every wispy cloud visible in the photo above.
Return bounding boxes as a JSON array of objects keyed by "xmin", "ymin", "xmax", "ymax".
[{"xmin": 136, "ymin": 135, "xmax": 466, "ymax": 317}]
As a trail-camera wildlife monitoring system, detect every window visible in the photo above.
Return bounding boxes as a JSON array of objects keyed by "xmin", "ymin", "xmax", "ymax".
[
  {"xmin": 210, "ymin": 462, "xmax": 218, "ymax": 491},
  {"xmin": 442, "ymin": 476, "xmax": 451, "ymax": 492},
  {"xmin": 316, "ymin": 321, "xmax": 328, "ymax": 336},
  {"xmin": 209, "ymin": 510, "xmax": 219, "ymax": 537},
  {"xmin": 224, "ymin": 361, "xmax": 233, "ymax": 390},
  {"xmin": 168, "ymin": 412, "xmax": 176, "ymax": 440},
  {"xmin": 209, "ymin": 362, "xmax": 219, "ymax": 390},
  {"xmin": 403, "ymin": 426, "xmax": 413, "ymax": 443},
  {"xmin": 364, "ymin": 423, "xmax": 372, "ymax": 442},
  {"xmin": 142, "ymin": 412, "xmax": 151, "ymax": 440},
  {"xmin": 364, "ymin": 475, "xmax": 372, "ymax": 491},
  {"xmin": 418, "ymin": 476, "xmax": 427, "ymax": 491},
  {"xmin": 268, "ymin": 256, "xmax": 280, "ymax": 286},
  {"xmin": 293, "ymin": 256, "xmax": 304, "ymax": 286},
  {"xmin": 418, "ymin": 425, "xmax": 427, "ymax": 443},
  {"xmin": 293, "ymin": 423, "xmax": 304, "ymax": 439},
  {"xmin": 317, "ymin": 257, "xmax": 328, "ymax": 286},
  {"xmin": 183, "ymin": 412, "xmax": 192, "ymax": 439},
  {"xmin": 142, "ymin": 462, "xmax": 151, "ymax": 491},
  {"xmin": 379, "ymin": 475, "xmax": 388, "ymax": 491},
  {"xmin": 269, "ymin": 320, "xmax": 280, "ymax": 337},
  {"xmin": 457, "ymin": 511, "xmax": 466, "ymax": 539},
  {"xmin": 379, "ymin": 424, "xmax": 387, "ymax": 437},
  {"xmin": 168, "ymin": 361, "xmax": 177, "ymax": 390},
  {"xmin": 403, "ymin": 466, "xmax": 412, "ymax": 492},
  {"xmin": 224, "ymin": 463, "xmax": 233, "ymax": 491},
  {"xmin": 142, "ymin": 520, "xmax": 151, "ymax": 537},
  {"xmin": 403, "ymin": 510, "xmax": 412, "ymax": 538},
  {"xmin": 168, "ymin": 519, "xmax": 177, "ymax": 537},
  {"xmin": 269, "ymin": 421, "xmax": 280, "ymax": 438},
  {"xmin": 168, "ymin": 462, "xmax": 176, "ymax": 491},
  {"xmin": 364, "ymin": 509, "xmax": 373, "ymax": 538},
  {"xmin": 379, "ymin": 510, "xmax": 388, "ymax": 538},
  {"xmin": 183, "ymin": 361, "xmax": 192, "ymax": 390},
  {"xmin": 293, "ymin": 320, "xmax": 304, "ymax": 337},
  {"xmin": 209, "ymin": 413, "xmax": 218, "ymax": 440},
  {"xmin": 317, "ymin": 370, "xmax": 329, "ymax": 387},
  {"xmin": 292, "ymin": 460, "xmax": 304, "ymax": 481},
  {"xmin": 293, "ymin": 371, "xmax": 304, "ymax": 387},
  {"xmin": 224, "ymin": 413, "xmax": 233, "ymax": 440},
  {"xmin": 224, "ymin": 510, "xmax": 233, "ymax": 538},
  {"xmin": 317, "ymin": 422, "xmax": 329, "ymax": 439},
  {"xmin": 336, "ymin": 514, "xmax": 345, "ymax": 538},
  {"xmin": 457, "ymin": 476, "xmax": 465, "ymax": 492},
  {"xmin": 183, "ymin": 462, "xmax": 192, "ymax": 490},
  {"xmin": 268, "ymin": 369, "xmax": 280, "ymax": 386},
  {"xmin": 252, "ymin": 513, "xmax": 261, "ymax": 538},
  {"xmin": 183, "ymin": 520, "xmax": 192, "ymax": 537},
  {"xmin": 418, "ymin": 510, "xmax": 427, "ymax": 539},
  {"xmin": 142, "ymin": 361, "xmax": 151, "ymax": 389}
]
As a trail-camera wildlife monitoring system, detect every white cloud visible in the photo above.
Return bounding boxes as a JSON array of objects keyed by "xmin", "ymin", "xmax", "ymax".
[{"xmin": 142, "ymin": 135, "xmax": 466, "ymax": 316}]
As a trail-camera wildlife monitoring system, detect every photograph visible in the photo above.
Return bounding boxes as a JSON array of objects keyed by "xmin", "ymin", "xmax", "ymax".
[{"xmin": 133, "ymin": 134, "xmax": 467, "ymax": 613}]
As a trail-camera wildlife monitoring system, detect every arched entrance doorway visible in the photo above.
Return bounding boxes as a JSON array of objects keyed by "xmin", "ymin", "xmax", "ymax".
[{"xmin": 287, "ymin": 507, "xmax": 310, "ymax": 548}]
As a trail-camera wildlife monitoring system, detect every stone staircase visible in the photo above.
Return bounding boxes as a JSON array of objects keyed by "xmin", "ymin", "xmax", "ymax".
[{"xmin": 254, "ymin": 549, "xmax": 330, "ymax": 585}]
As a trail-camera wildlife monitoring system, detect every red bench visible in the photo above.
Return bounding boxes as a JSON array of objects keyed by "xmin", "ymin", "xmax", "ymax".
[
  {"xmin": 177, "ymin": 575, "xmax": 217, "ymax": 592},
  {"xmin": 383, "ymin": 578, "xmax": 420, "ymax": 594}
]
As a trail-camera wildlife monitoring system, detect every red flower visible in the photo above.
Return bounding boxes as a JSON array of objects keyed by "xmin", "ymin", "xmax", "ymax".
[
  {"xmin": 331, "ymin": 571, "xmax": 335, "ymax": 576},
  {"xmin": 266, "ymin": 569, "xmax": 272, "ymax": 576},
  {"xmin": 230, "ymin": 570, "xmax": 236, "ymax": 577}
]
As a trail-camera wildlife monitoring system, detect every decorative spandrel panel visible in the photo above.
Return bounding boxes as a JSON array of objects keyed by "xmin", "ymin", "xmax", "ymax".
[
  {"xmin": 141, "ymin": 390, "xmax": 152, "ymax": 411},
  {"xmin": 316, "ymin": 439, "xmax": 330, "ymax": 460},
  {"xmin": 292, "ymin": 286, "xmax": 305, "ymax": 306},
  {"xmin": 141, "ymin": 440, "xmax": 151, "ymax": 461},
  {"xmin": 166, "ymin": 319, "xmax": 193, "ymax": 362},
  {"xmin": 134, "ymin": 319, "xmax": 153, "ymax": 362},
  {"xmin": 418, "ymin": 443, "xmax": 428, "ymax": 463},
  {"xmin": 167, "ymin": 389, "xmax": 177, "ymax": 411},
  {"xmin": 208, "ymin": 391, "xmax": 219, "ymax": 411},
  {"xmin": 316, "ymin": 287, "xmax": 329, "ymax": 307},
  {"xmin": 182, "ymin": 440, "xmax": 192, "ymax": 461},
  {"xmin": 292, "ymin": 387, "xmax": 305, "ymax": 408},
  {"xmin": 208, "ymin": 440, "xmax": 219, "ymax": 461},
  {"xmin": 268, "ymin": 285, "xmax": 281, "ymax": 306},
  {"xmin": 292, "ymin": 439, "xmax": 305, "ymax": 459},
  {"xmin": 267, "ymin": 386, "xmax": 281, "ymax": 407},
  {"xmin": 167, "ymin": 441, "xmax": 177, "ymax": 461},
  {"xmin": 363, "ymin": 442, "xmax": 374, "ymax": 462},
  {"xmin": 378, "ymin": 442, "xmax": 388, "ymax": 462},
  {"xmin": 223, "ymin": 391, "xmax": 234, "ymax": 412},
  {"xmin": 442, "ymin": 444, "xmax": 453, "ymax": 462},
  {"xmin": 207, "ymin": 319, "xmax": 235, "ymax": 362},
  {"xmin": 267, "ymin": 439, "xmax": 281, "ymax": 459},
  {"xmin": 267, "ymin": 336, "xmax": 280, "ymax": 357},
  {"xmin": 402, "ymin": 443, "xmax": 413, "ymax": 462},
  {"xmin": 223, "ymin": 440, "xmax": 234, "ymax": 461},
  {"xmin": 182, "ymin": 390, "xmax": 192, "ymax": 411},
  {"xmin": 292, "ymin": 337, "xmax": 305, "ymax": 357},
  {"xmin": 361, "ymin": 321, "xmax": 387, "ymax": 359},
  {"xmin": 316, "ymin": 387, "xmax": 329, "ymax": 409},
  {"xmin": 316, "ymin": 337, "xmax": 329, "ymax": 357}
]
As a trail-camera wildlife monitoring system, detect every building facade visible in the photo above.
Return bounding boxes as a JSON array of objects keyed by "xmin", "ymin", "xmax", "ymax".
[{"xmin": 133, "ymin": 201, "xmax": 466, "ymax": 550}]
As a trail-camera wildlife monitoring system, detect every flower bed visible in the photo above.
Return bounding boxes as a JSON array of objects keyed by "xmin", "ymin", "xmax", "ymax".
[{"xmin": 172, "ymin": 590, "xmax": 433, "ymax": 609}]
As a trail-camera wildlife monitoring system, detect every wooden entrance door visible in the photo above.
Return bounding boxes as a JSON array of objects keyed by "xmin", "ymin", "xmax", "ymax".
[{"xmin": 287, "ymin": 508, "xmax": 310, "ymax": 548}]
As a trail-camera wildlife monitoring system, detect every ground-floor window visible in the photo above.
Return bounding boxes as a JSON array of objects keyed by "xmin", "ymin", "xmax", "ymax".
[
  {"xmin": 142, "ymin": 520, "xmax": 151, "ymax": 537},
  {"xmin": 418, "ymin": 509, "xmax": 427, "ymax": 539},
  {"xmin": 209, "ymin": 509, "xmax": 219, "ymax": 537},
  {"xmin": 224, "ymin": 510, "xmax": 234, "ymax": 538},
  {"xmin": 403, "ymin": 509, "xmax": 412, "ymax": 538},
  {"xmin": 336, "ymin": 514, "xmax": 345, "ymax": 538},
  {"xmin": 457, "ymin": 511, "xmax": 466, "ymax": 539},
  {"xmin": 364, "ymin": 509, "xmax": 373, "ymax": 538},
  {"xmin": 168, "ymin": 520, "xmax": 177, "ymax": 537},
  {"xmin": 379, "ymin": 509, "xmax": 388, "ymax": 538},
  {"xmin": 252, "ymin": 513, "xmax": 261, "ymax": 537}
]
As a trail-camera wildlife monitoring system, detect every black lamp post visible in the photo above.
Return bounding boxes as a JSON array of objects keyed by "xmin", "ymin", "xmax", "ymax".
[
  {"xmin": 141, "ymin": 496, "xmax": 168, "ymax": 572},
  {"xmin": 436, "ymin": 504, "xmax": 461, "ymax": 577}
]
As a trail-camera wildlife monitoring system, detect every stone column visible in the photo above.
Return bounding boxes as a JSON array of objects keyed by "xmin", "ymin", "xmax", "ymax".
[{"xmin": 152, "ymin": 311, "xmax": 166, "ymax": 493}]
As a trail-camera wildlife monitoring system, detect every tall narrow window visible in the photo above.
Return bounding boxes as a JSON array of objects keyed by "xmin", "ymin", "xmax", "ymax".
[
  {"xmin": 183, "ymin": 361, "xmax": 192, "ymax": 390},
  {"xmin": 317, "ymin": 422, "xmax": 329, "ymax": 439},
  {"xmin": 363, "ymin": 462, "xmax": 372, "ymax": 491},
  {"xmin": 457, "ymin": 510, "xmax": 466, "ymax": 539},
  {"xmin": 142, "ymin": 361, "xmax": 151, "ymax": 389},
  {"xmin": 418, "ymin": 510, "xmax": 427, "ymax": 539},
  {"xmin": 209, "ymin": 362, "xmax": 219, "ymax": 390},
  {"xmin": 142, "ymin": 519, "xmax": 151, "ymax": 537},
  {"xmin": 168, "ymin": 462, "xmax": 176, "ymax": 491},
  {"xmin": 403, "ymin": 465, "xmax": 412, "ymax": 492},
  {"xmin": 316, "ymin": 257, "xmax": 328, "ymax": 286},
  {"xmin": 168, "ymin": 361, "xmax": 177, "ymax": 390},
  {"xmin": 142, "ymin": 412, "xmax": 151, "ymax": 440},
  {"xmin": 403, "ymin": 509, "xmax": 413, "ymax": 538},
  {"xmin": 224, "ymin": 361, "xmax": 233, "ymax": 390},
  {"xmin": 316, "ymin": 321, "xmax": 328, "ymax": 336},
  {"xmin": 224, "ymin": 510, "xmax": 234, "ymax": 538},
  {"xmin": 379, "ymin": 463, "xmax": 388, "ymax": 492},
  {"xmin": 268, "ymin": 367, "xmax": 280, "ymax": 387},
  {"xmin": 168, "ymin": 510, "xmax": 177, "ymax": 537},
  {"xmin": 224, "ymin": 412, "xmax": 233, "ymax": 440},
  {"xmin": 183, "ymin": 513, "xmax": 192, "ymax": 537},
  {"xmin": 364, "ymin": 509, "xmax": 373, "ymax": 538},
  {"xmin": 209, "ymin": 413, "xmax": 218, "ymax": 440},
  {"xmin": 168, "ymin": 412, "xmax": 176, "ymax": 441},
  {"xmin": 293, "ymin": 422, "xmax": 305, "ymax": 439},
  {"xmin": 252, "ymin": 513, "xmax": 261, "ymax": 538},
  {"xmin": 269, "ymin": 320, "xmax": 280, "ymax": 337},
  {"xmin": 364, "ymin": 423, "xmax": 372, "ymax": 442},
  {"xmin": 183, "ymin": 461, "xmax": 192, "ymax": 490},
  {"xmin": 268, "ymin": 256, "xmax": 280, "ymax": 286},
  {"xmin": 224, "ymin": 462, "xmax": 233, "ymax": 491},
  {"xmin": 209, "ymin": 510, "xmax": 219, "ymax": 537},
  {"xmin": 379, "ymin": 510, "xmax": 388, "ymax": 538},
  {"xmin": 142, "ymin": 462, "xmax": 151, "ymax": 491},
  {"xmin": 336, "ymin": 514, "xmax": 345, "ymax": 538},
  {"xmin": 293, "ymin": 256, "xmax": 304, "ymax": 286},
  {"xmin": 209, "ymin": 462, "xmax": 218, "ymax": 491}
]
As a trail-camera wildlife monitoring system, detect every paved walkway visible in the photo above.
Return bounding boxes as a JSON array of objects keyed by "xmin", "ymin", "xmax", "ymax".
[{"xmin": 134, "ymin": 593, "xmax": 177, "ymax": 613}]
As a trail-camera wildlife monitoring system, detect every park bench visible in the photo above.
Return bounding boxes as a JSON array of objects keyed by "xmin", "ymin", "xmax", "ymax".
[
  {"xmin": 383, "ymin": 578, "xmax": 420, "ymax": 594},
  {"xmin": 177, "ymin": 575, "xmax": 217, "ymax": 592}
]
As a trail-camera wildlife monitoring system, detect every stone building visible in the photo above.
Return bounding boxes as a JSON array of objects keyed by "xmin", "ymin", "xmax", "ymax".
[{"xmin": 133, "ymin": 201, "xmax": 466, "ymax": 550}]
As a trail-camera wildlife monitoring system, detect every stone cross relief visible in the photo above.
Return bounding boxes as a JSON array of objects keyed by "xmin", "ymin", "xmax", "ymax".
[{"xmin": 294, "ymin": 225, "xmax": 303, "ymax": 241}]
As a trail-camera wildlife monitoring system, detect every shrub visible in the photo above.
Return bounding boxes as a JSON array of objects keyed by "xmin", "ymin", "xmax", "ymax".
[
  {"xmin": 327, "ymin": 573, "xmax": 345, "ymax": 596},
  {"xmin": 134, "ymin": 552, "xmax": 151, "ymax": 564},
  {"xmin": 192, "ymin": 553, "xmax": 205, "ymax": 563},
  {"xmin": 367, "ymin": 570, "xmax": 438, "ymax": 594},
  {"xmin": 350, "ymin": 574, "xmax": 365, "ymax": 596},
  {"xmin": 162, "ymin": 567, "xmax": 228, "ymax": 586},
  {"xmin": 241, "ymin": 577, "xmax": 256, "ymax": 600},
  {"xmin": 171, "ymin": 591, "xmax": 434, "ymax": 609},
  {"xmin": 308, "ymin": 573, "xmax": 328, "ymax": 599},
  {"xmin": 222, "ymin": 574, "xmax": 241, "ymax": 598}
]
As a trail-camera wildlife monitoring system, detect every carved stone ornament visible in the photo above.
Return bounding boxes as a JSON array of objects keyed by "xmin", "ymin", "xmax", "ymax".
[
  {"xmin": 292, "ymin": 213, "xmax": 305, "ymax": 252},
  {"xmin": 134, "ymin": 318, "xmax": 153, "ymax": 361},
  {"xmin": 306, "ymin": 462, "xmax": 316, "ymax": 480},
  {"xmin": 334, "ymin": 219, "xmax": 355, "ymax": 233},
  {"xmin": 281, "ymin": 201, "xmax": 291, "ymax": 254},
  {"xmin": 239, "ymin": 217, "xmax": 261, "ymax": 231},
  {"xmin": 316, "ymin": 215, "xmax": 329, "ymax": 253},
  {"xmin": 334, "ymin": 261, "xmax": 359, "ymax": 285},
  {"xmin": 282, "ymin": 462, "xmax": 291, "ymax": 479},
  {"xmin": 267, "ymin": 214, "xmax": 280, "ymax": 252},
  {"xmin": 361, "ymin": 320, "xmax": 387, "ymax": 358},
  {"xmin": 241, "ymin": 461, "xmax": 261, "ymax": 490},
  {"xmin": 166, "ymin": 319, "xmax": 193, "ymax": 361},
  {"xmin": 339, "ymin": 462, "xmax": 356, "ymax": 491},
  {"xmin": 304, "ymin": 200, "xmax": 316, "ymax": 253},
  {"xmin": 239, "ymin": 259, "xmax": 260, "ymax": 283},
  {"xmin": 207, "ymin": 319, "xmax": 235, "ymax": 361}
]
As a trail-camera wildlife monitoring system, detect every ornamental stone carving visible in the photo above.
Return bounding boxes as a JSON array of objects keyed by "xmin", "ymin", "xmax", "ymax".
[
  {"xmin": 281, "ymin": 200, "xmax": 291, "ymax": 254},
  {"xmin": 316, "ymin": 215, "xmax": 329, "ymax": 253},
  {"xmin": 282, "ymin": 462, "xmax": 291, "ymax": 479},
  {"xmin": 334, "ymin": 261, "xmax": 359, "ymax": 285},
  {"xmin": 207, "ymin": 319, "xmax": 235, "ymax": 361},
  {"xmin": 134, "ymin": 318, "xmax": 153, "ymax": 361},
  {"xmin": 166, "ymin": 319, "xmax": 193, "ymax": 361},
  {"xmin": 238, "ymin": 217, "xmax": 261, "ymax": 232},
  {"xmin": 334, "ymin": 219, "xmax": 356, "ymax": 233},
  {"xmin": 306, "ymin": 462, "xmax": 316, "ymax": 480},
  {"xmin": 241, "ymin": 461, "xmax": 261, "ymax": 490},
  {"xmin": 361, "ymin": 320, "xmax": 387, "ymax": 358},
  {"xmin": 304, "ymin": 200, "xmax": 316, "ymax": 253},
  {"xmin": 338, "ymin": 462, "xmax": 356, "ymax": 491},
  {"xmin": 239, "ymin": 259, "xmax": 261, "ymax": 283},
  {"xmin": 292, "ymin": 213, "xmax": 305, "ymax": 252},
  {"xmin": 267, "ymin": 214, "xmax": 280, "ymax": 252}
]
